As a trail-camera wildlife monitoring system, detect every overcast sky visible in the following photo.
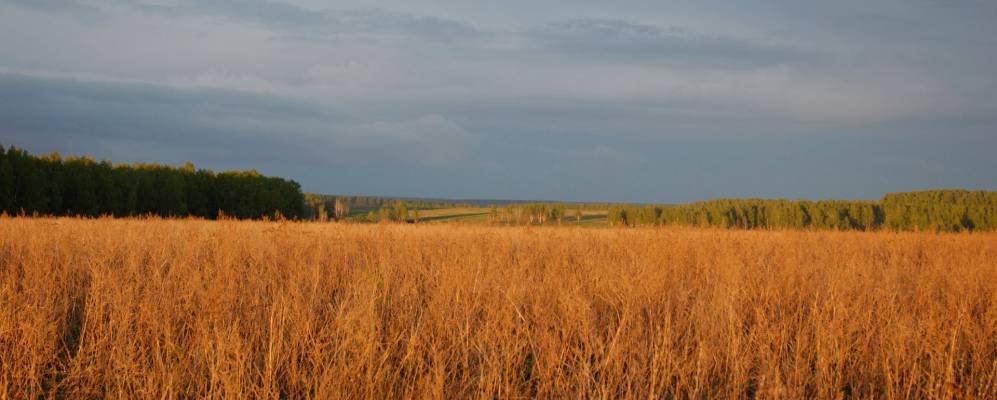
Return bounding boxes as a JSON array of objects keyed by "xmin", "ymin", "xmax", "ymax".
[{"xmin": 1, "ymin": 0, "xmax": 995, "ymax": 202}]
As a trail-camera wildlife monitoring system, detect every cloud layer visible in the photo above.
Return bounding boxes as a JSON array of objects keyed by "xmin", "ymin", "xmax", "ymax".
[{"xmin": 1, "ymin": 0, "xmax": 995, "ymax": 201}]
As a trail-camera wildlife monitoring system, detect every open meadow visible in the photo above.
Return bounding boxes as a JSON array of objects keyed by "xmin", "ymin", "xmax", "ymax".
[{"xmin": 1, "ymin": 217, "xmax": 996, "ymax": 398}]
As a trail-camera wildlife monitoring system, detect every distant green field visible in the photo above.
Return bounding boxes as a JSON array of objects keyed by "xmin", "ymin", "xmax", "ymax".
[
  {"xmin": 398, "ymin": 206, "xmax": 609, "ymax": 226},
  {"xmin": 415, "ymin": 207, "xmax": 491, "ymax": 223}
]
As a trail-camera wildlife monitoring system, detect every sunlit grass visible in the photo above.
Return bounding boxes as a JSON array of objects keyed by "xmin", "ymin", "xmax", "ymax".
[{"xmin": 1, "ymin": 217, "xmax": 995, "ymax": 398}]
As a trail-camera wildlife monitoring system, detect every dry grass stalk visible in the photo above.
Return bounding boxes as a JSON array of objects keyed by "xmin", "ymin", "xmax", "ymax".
[{"xmin": 1, "ymin": 217, "xmax": 995, "ymax": 398}]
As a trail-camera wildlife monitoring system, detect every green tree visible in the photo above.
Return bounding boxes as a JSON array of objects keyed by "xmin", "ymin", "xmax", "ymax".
[
  {"xmin": 380, "ymin": 207, "xmax": 395, "ymax": 223},
  {"xmin": 0, "ymin": 147, "xmax": 14, "ymax": 213},
  {"xmin": 394, "ymin": 201, "xmax": 408, "ymax": 222}
]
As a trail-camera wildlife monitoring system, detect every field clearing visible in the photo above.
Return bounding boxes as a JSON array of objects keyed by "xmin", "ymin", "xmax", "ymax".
[
  {"xmin": 414, "ymin": 207, "xmax": 492, "ymax": 223},
  {"xmin": 1, "ymin": 218, "xmax": 996, "ymax": 398},
  {"xmin": 415, "ymin": 207, "xmax": 609, "ymax": 225}
]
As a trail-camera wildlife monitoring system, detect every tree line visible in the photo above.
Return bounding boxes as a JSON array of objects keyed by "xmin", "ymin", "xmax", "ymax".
[
  {"xmin": 653, "ymin": 199, "xmax": 884, "ymax": 230},
  {"xmin": 607, "ymin": 191, "xmax": 995, "ymax": 232},
  {"xmin": 493, "ymin": 191, "xmax": 995, "ymax": 232},
  {"xmin": 0, "ymin": 144, "xmax": 304, "ymax": 219},
  {"xmin": 6, "ymin": 143, "xmax": 991, "ymax": 231},
  {"xmin": 304, "ymin": 195, "xmax": 426, "ymax": 224},
  {"xmin": 491, "ymin": 203, "xmax": 570, "ymax": 225},
  {"xmin": 880, "ymin": 190, "xmax": 997, "ymax": 231}
]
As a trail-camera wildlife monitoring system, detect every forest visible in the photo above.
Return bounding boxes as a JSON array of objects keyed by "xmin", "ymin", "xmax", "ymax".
[
  {"xmin": 486, "ymin": 193, "xmax": 996, "ymax": 232},
  {"xmin": 0, "ymin": 144, "xmax": 304, "ymax": 219},
  {"xmin": 604, "ymin": 192, "xmax": 996, "ymax": 232}
]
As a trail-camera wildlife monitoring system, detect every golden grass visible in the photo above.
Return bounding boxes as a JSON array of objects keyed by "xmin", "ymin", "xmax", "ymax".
[{"xmin": 1, "ymin": 217, "xmax": 995, "ymax": 399}]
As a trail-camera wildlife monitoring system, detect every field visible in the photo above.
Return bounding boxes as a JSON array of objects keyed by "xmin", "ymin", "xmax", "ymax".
[
  {"xmin": 1, "ymin": 218, "xmax": 996, "ymax": 398},
  {"xmin": 407, "ymin": 207, "xmax": 494, "ymax": 223},
  {"xmin": 396, "ymin": 206, "xmax": 608, "ymax": 226}
]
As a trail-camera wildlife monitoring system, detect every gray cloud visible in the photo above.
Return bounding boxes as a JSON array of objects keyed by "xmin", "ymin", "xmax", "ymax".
[
  {"xmin": 1, "ymin": 0, "xmax": 995, "ymax": 201},
  {"xmin": 0, "ymin": 72, "xmax": 476, "ymax": 170},
  {"xmin": 527, "ymin": 19, "xmax": 807, "ymax": 69},
  {"xmin": 119, "ymin": 0, "xmax": 485, "ymax": 43},
  {"xmin": 1, "ymin": 0, "xmax": 91, "ymax": 11}
]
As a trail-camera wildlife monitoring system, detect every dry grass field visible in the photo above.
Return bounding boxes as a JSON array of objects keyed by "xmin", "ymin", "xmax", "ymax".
[{"xmin": 1, "ymin": 217, "xmax": 995, "ymax": 399}]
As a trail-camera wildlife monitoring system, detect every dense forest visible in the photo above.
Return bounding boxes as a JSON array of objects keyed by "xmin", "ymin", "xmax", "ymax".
[{"xmin": 0, "ymin": 145, "xmax": 304, "ymax": 219}]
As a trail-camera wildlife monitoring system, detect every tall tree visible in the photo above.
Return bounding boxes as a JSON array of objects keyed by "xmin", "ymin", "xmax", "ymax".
[
  {"xmin": 394, "ymin": 201, "xmax": 408, "ymax": 222},
  {"xmin": 334, "ymin": 198, "xmax": 351, "ymax": 221},
  {"xmin": 0, "ymin": 147, "xmax": 14, "ymax": 213}
]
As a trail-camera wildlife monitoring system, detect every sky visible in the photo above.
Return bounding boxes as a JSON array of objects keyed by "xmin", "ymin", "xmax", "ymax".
[{"xmin": 1, "ymin": 0, "xmax": 995, "ymax": 203}]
